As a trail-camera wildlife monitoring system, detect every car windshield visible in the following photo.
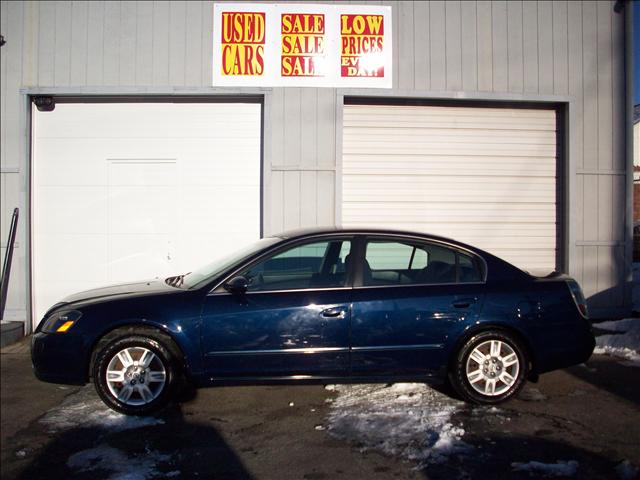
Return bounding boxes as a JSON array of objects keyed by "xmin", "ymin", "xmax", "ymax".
[{"xmin": 179, "ymin": 237, "xmax": 282, "ymax": 290}]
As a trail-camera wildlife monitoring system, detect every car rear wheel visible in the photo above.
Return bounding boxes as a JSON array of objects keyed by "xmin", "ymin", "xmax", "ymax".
[
  {"xmin": 93, "ymin": 335, "xmax": 178, "ymax": 415},
  {"xmin": 449, "ymin": 330, "xmax": 528, "ymax": 404}
]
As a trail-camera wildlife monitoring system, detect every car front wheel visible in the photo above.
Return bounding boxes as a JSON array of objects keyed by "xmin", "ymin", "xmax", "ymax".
[
  {"xmin": 93, "ymin": 335, "xmax": 177, "ymax": 415},
  {"xmin": 450, "ymin": 330, "xmax": 528, "ymax": 404}
]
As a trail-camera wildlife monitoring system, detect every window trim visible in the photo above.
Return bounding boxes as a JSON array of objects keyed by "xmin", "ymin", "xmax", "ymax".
[
  {"xmin": 208, "ymin": 235, "xmax": 356, "ymax": 295},
  {"xmin": 207, "ymin": 232, "xmax": 488, "ymax": 295},
  {"xmin": 352, "ymin": 280, "xmax": 486, "ymax": 291},
  {"xmin": 354, "ymin": 235, "xmax": 487, "ymax": 288}
]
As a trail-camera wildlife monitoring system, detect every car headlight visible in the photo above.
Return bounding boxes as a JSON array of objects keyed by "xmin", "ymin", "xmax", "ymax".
[{"xmin": 41, "ymin": 310, "xmax": 83, "ymax": 333}]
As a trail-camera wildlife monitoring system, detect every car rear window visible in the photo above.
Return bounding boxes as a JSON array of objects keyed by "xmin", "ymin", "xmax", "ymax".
[{"xmin": 364, "ymin": 239, "xmax": 483, "ymax": 286}]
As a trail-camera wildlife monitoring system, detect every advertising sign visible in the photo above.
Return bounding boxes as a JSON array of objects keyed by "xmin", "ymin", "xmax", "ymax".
[{"xmin": 213, "ymin": 3, "xmax": 392, "ymax": 88}]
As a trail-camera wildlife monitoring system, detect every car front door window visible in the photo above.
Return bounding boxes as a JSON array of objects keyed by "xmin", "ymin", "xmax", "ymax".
[{"xmin": 240, "ymin": 239, "xmax": 352, "ymax": 292}]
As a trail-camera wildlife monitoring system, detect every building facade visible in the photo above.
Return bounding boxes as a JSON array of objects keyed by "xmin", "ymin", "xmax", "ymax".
[{"xmin": 0, "ymin": 0, "xmax": 633, "ymax": 333}]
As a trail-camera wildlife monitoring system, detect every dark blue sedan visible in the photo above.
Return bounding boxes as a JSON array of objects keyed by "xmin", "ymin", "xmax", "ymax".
[{"xmin": 32, "ymin": 228, "xmax": 595, "ymax": 415}]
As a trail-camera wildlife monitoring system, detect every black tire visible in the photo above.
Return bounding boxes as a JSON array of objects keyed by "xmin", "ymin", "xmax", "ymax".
[
  {"xmin": 449, "ymin": 330, "xmax": 528, "ymax": 404},
  {"xmin": 93, "ymin": 335, "xmax": 179, "ymax": 415}
]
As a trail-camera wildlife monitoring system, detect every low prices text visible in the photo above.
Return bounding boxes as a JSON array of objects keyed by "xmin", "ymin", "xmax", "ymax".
[{"xmin": 340, "ymin": 14, "xmax": 385, "ymax": 78}]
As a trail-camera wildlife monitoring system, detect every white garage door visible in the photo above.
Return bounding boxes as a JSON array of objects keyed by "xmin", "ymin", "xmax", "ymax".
[
  {"xmin": 32, "ymin": 102, "xmax": 261, "ymax": 326},
  {"xmin": 342, "ymin": 104, "xmax": 558, "ymax": 274}
]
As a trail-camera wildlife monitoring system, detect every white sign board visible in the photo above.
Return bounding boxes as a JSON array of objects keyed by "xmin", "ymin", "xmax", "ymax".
[{"xmin": 212, "ymin": 3, "xmax": 392, "ymax": 88}]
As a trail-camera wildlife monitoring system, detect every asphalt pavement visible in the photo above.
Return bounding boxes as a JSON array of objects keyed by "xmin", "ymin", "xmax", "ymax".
[{"xmin": 1, "ymin": 336, "xmax": 639, "ymax": 480}]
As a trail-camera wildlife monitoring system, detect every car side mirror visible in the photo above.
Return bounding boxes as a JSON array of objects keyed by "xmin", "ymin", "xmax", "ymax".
[{"xmin": 224, "ymin": 275, "xmax": 249, "ymax": 294}]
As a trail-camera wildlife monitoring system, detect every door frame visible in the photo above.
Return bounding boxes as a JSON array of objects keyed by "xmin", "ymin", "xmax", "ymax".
[
  {"xmin": 347, "ymin": 233, "xmax": 488, "ymax": 376},
  {"xmin": 200, "ymin": 234, "xmax": 357, "ymax": 377},
  {"xmin": 205, "ymin": 233, "xmax": 358, "ymax": 295}
]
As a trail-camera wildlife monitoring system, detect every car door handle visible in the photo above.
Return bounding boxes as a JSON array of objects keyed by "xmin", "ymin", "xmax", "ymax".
[
  {"xmin": 321, "ymin": 307, "xmax": 346, "ymax": 318},
  {"xmin": 452, "ymin": 298, "xmax": 476, "ymax": 309}
]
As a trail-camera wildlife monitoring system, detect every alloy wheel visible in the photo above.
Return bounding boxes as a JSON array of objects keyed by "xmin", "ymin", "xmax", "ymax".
[
  {"xmin": 105, "ymin": 346, "xmax": 167, "ymax": 406},
  {"xmin": 465, "ymin": 339, "xmax": 520, "ymax": 396}
]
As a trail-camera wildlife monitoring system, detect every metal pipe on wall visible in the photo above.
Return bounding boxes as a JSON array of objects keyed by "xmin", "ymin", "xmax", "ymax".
[{"xmin": 0, "ymin": 208, "xmax": 20, "ymax": 320}]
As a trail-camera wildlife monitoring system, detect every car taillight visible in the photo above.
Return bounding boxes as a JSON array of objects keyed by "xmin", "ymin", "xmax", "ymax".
[{"xmin": 566, "ymin": 279, "xmax": 589, "ymax": 318}]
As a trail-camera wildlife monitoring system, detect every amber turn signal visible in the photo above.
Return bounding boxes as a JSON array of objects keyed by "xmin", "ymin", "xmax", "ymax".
[{"xmin": 56, "ymin": 321, "xmax": 75, "ymax": 332}]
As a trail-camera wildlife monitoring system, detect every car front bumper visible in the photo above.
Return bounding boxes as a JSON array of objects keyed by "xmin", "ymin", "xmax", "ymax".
[{"xmin": 31, "ymin": 332, "xmax": 89, "ymax": 385}]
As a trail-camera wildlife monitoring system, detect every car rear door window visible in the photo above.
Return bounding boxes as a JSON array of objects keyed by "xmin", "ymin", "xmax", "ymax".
[
  {"xmin": 459, "ymin": 251, "xmax": 483, "ymax": 282},
  {"xmin": 241, "ymin": 239, "xmax": 352, "ymax": 291},
  {"xmin": 365, "ymin": 242, "xmax": 420, "ymax": 270},
  {"xmin": 363, "ymin": 239, "xmax": 482, "ymax": 286}
]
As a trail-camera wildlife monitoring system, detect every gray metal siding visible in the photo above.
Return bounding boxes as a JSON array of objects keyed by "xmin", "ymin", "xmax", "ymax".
[{"xmin": 0, "ymin": 0, "xmax": 629, "ymax": 320}]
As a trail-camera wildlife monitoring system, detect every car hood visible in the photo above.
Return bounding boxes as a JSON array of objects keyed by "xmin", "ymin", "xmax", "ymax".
[{"xmin": 56, "ymin": 279, "xmax": 178, "ymax": 307}]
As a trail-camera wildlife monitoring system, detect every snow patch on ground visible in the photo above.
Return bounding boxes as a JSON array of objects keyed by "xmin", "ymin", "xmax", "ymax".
[
  {"xmin": 40, "ymin": 387, "xmax": 164, "ymax": 432},
  {"xmin": 325, "ymin": 383, "xmax": 469, "ymax": 465},
  {"xmin": 594, "ymin": 319, "xmax": 640, "ymax": 366},
  {"xmin": 511, "ymin": 460, "xmax": 579, "ymax": 477},
  {"xmin": 616, "ymin": 460, "xmax": 639, "ymax": 480},
  {"xmin": 568, "ymin": 389, "xmax": 587, "ymax": 397},
  {"xmin": 67, "ymin": 444, "xmax": 171, "ymax": 480}
]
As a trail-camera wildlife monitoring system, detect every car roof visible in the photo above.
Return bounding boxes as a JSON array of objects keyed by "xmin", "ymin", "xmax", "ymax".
[{"xmin": 275, "ymin": 226, "xmax": 476, "ymax": 250}]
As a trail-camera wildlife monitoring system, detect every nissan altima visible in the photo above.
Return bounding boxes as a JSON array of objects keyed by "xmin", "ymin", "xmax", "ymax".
[{"xmin": 31, "ymin": 228, "xmax": 595, "ymax": 415}]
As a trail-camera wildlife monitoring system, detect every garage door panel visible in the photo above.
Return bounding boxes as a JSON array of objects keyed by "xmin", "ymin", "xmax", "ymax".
[
  {"xmin": 344, "ymin": 141, "xmax": 555, "ymax": 157},
  {"xmin": 343, "ymin": 177, "xmax": 556, "ymax": 203},
  {"xmin": 35, "ymin": 186, "xmax": 108, "ymax": 234},
  {"xmin": 108, "ymin": 160, "xmax": 177, "ymax": 186},
  {"xmin": 343, "ymin": 202, "xmax": 556, "ymax": 222},
  {"xmin": 342, "ymin": 221, "xmax": 556, "ymax": 237},
  {"xmin": 344, "ymin": 107, "xmax": 556, "ymax": 130},
  {"xmin": 107, "ymin": 159, "xmax": 179, "ymax": 236},
  {"xmin": 108, "ymin": 234, "xmax": 175, "ymax": 282},
  {"xmin": 35, "ymin": 234, "xmax": 108, "ymax": 283},
  {"xmin": 179, "ymin": 141, "xmax": 261, "ymax": 186},
  {"xmin": 44, "ymin": 137, "xmax": 260, "ymax": 158},
  {"xmin": 345, "ymin": 105, "xmax": 555, "ymax": 118},
  {"xmin": 34, "ymin": 140, "xmax": 111, "ymax": 185},
  {"xmin": 33, "ymin": 103, "xmax": 261, "ymax": 325},
  {"xmin": 343, "ymin": 192, "xmax": 554, "ymax": 204},
  {"xmin": 36, "ymin": 104, "xmax": 261, "ymax": 139},
  {"xmin": 344, "ymin": 128, "xmax": 556, "ymax": 145},
  {"xmin": 108, "ymin": 186, "xmax": 179, "ymax": 234},
  {"xmin": 345, "ymin": 117, "xmax": 556, "ymax": 131},
  {"xmin": 180, "ymin": 186, "xmax": 260, "ymax": 231},
  {"xmin": 342, "ymin": 104, "xmax": 558, "ymax": 273},
  {"xmin": 343, "ymin": 155, "xmax": 556, "ymax": 177},
  {"xmin": 35, "ymin": 138, "xmax": 261, "ymax": 188}
]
